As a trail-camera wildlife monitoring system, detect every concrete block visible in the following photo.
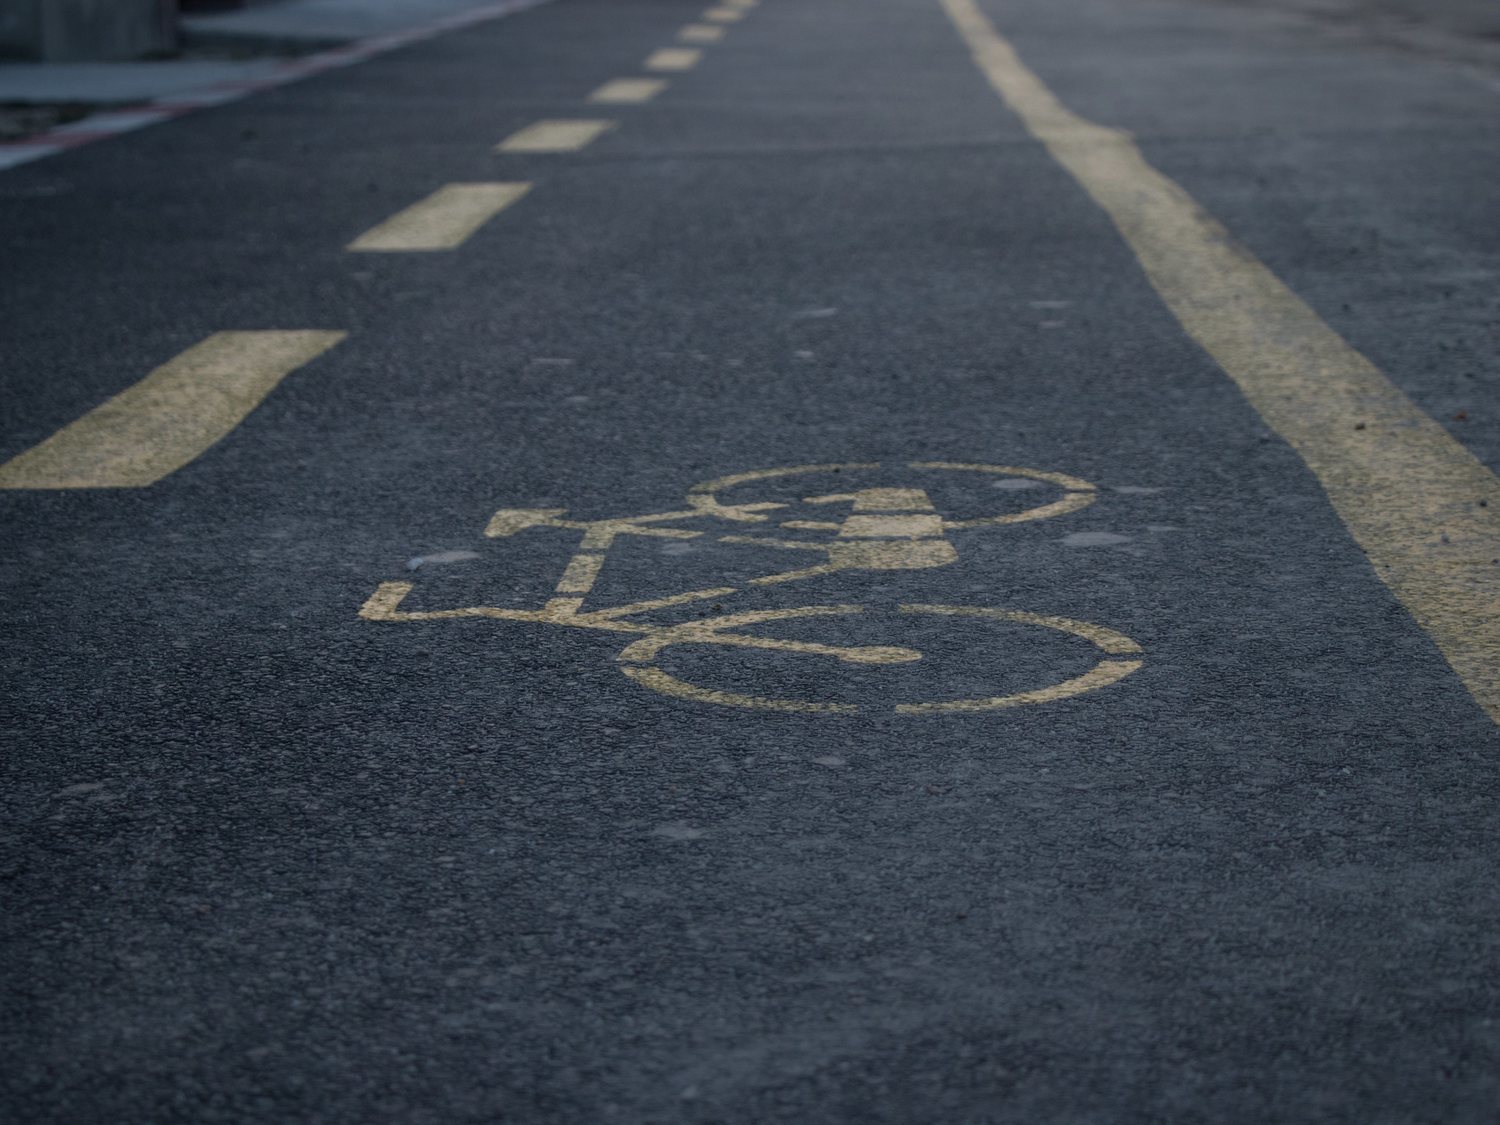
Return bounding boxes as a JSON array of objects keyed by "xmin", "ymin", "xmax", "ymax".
[{"xmin": 0, "ymin": 0, "xmax": 178, "ymax": 61}]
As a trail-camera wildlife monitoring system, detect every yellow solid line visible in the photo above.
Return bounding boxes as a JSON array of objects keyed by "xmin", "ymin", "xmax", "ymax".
[
  {"xmin": 679, "ymin": 23, "xmax": 725, "ymax": 42},
  {"xmin": 588, "ymin": 78, "xmax": 667, "ymax": 104},
  {"xmin": 942, "ymin": 0, "xmax": 1500, "ymax": 723},
  {"xmin": 348, "ymin": 182, "xmax": 531, "ymax": 251},
  {"xmin": 496, "ymin": 119, "xmax": 615, "ymax": 153},
  {"xmin": 0, "ymin": 331, "xmax": 345, "ymax": 489},
  {"xmin": 645, "ymin": 48, "xmax": 702, "ymax": 72}
]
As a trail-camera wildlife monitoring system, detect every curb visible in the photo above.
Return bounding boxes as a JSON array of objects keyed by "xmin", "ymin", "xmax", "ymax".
[{"xmin": 0, "ymin": 0, "xmax": 550, "ymax": 173}]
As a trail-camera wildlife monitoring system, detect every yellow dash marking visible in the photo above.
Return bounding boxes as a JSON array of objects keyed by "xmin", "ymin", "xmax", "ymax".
[
  {"xmin": 588, "ymin": 78, "xmax": 667, "ymax": 104},
  {"xmin": 645, "ymin": 48, "xmax": 702, "ymax": 72},
  {"xmin": 679, "ymin": 23, "xmax": 725, "ymax": 42},
  {"xmin": 0, "ymin": 331, "xmax": 345, "ymax": 489},
  {"xmin": 348, "ymin": 182, "xmax": 531, "ymax": 251},
  {"xmin": 556, "ymin": 553, "xmax": 606, "ymax": 594},
  {"xmin": 496, "ymin": 119, "xmax": 615, "ymax": 153},
  {"xmin": 703, "ymin": 7, "xmax": 745, "ymax": 21},
  {"xmin": 942, "ymin": 0, "xmax": 1500, "ymax": 723}
]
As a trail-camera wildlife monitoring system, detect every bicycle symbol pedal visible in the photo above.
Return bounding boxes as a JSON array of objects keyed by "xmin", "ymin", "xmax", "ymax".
[{"xmin": 361, "ymin": 461, "xmax": 1144, "ymax": 714}]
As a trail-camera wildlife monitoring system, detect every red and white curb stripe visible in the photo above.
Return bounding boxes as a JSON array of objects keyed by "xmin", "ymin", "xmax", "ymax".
[{"xmin": 0, "ymin": 0, "xmax": 549, "ymax": 172}]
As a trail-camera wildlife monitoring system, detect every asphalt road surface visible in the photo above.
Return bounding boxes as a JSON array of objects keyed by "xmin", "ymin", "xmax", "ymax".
[{"xmin": 4, "ymin": 0, "xmax": 1500, "ymax": 1120}]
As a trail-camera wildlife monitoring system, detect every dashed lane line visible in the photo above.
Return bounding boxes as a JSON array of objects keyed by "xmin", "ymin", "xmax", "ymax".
[
  {"xmin": 347, "ymin": 183, "xmax": 531, "ymax": 251},
  {"xmin": 679, "ymin": 24, "xmax": 726, "ymax": 42},
  {"xmin": 645, "ymin": 48, "xmax": 703, "ymax": 72},
  {"xmin": 0, "ymin": 332, "xmax": 345, "ymax": 489},
  {"xmin": 588, "ymin": 78, "xmax": 668, "ymax": 104},
  {"xmin": 496, "ymin": 119, "xmax": 616, "ymax": 152},
  {"xmin": 703, "ymin": 6, "xmax": 746, "ymax": 21},
  {"xmin": 942, "ymin": 0, "xmax": 1500, "ymax": 723}
]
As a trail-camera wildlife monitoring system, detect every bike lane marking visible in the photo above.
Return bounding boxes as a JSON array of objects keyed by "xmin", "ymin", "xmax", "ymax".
[
  {"xmin": 0, "ymin": 331, "xmax": 345, "ymax": 489},
  {"xmin": 347, "ymin": 183, "xmax": 531, "ymax": 251},
  {"xmin": 363, "ymin": 462, "xmax": 1143, "ymax": 715},
  {"xmin": 646, "ymin": 49, "xmax": 703, "ymax": 72},
  {"xmin": 942, "ymin": 0, "xmax": 1500, "ymax": 724},
  {"xmin": 496, "ymin": 119, "xmax": 616, "ymax": 153},
  {"xmin": 589, "ymin": 78, "xmax": 668, "ymax": 104}
]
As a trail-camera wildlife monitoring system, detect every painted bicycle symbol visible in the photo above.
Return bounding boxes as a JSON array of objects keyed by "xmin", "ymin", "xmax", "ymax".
[{"xmin": 360, "ymin": 461, "xmax": 1144, "ymax": 714}]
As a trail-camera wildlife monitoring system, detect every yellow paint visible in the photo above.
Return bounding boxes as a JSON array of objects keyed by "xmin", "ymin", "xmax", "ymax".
[
  {"xmin": 852, "ymin": 488, "xmax": 935, "ymax": 511},
  {"xmin": 690, "ymin": 462, "xmax": 880, "ymax": 501},
  {"xmin": 906, "ymin": 604, "xmax": 1144, "ymax": 656},
  {"xmin": 893, "ymin": 605, "xmax": 1142, "ymax": 714},
  {"xmin": 586, "ymin": 588, "xmax": 739, "ymax": 620},
  {"xmin": 645, "ymin": 48, "xmax": 702, "ymax": 72},
  {"xmin": 826, "ymin": 540, "xmax": 958, "ymax": 570},
  {"xmin": 364, "ymin": 462, "xmax": 1143, "ymax": 714},
  {"xmin": 485, "ymin": 508, "xmax": 569, "ymax": 537},
  {"xmin": 496, "ymin": 119, "xmax": 615, "ymax": 153},
  {"xmin": 909, "ymin": 461, "xmax": 1094, "ymax": 492},
  {"xmin": 348, "ymin": 182, "xmax": 531, "ymax": 251},
  {"xmin": 556, "ymin": 553, "xmax": 605, "ymax": 594},
  {"xmin": 907, "ymin": 461, "xmax": 1097, "ymax": 527},
  {"xmin": 678, "ymin": 23, "xmax": 725, "ymax": 42},
  {"xmin": 941, "ymin": 0, "xmax": 1500, "ymax": 723},
  {"xmin": 614, "ymin": 603, "xmax": 1139, "ymax": 714},
  {"xmin": 580, "ymin": 520, "xmax": 698, "ymax": 550},
  {"xmin": 618, "ymin": 606, "xmax": 920, "ymax": 665},
  {"xmin": 897, "ymin": 658, "xmax": 1144, "ymax": 715},
  {"xmin": 0, "ymin": 331, "xmax": 345, "ymax": 489},
  {"xmin": 748, "ymin": 562, "xmax": 842, "ymax": 586},
  {"xmin": 839, "ymin": 514, "xmax": 946, "ymax": 539},
  {"xmin": 588, "ymin": 78, "xmax": 667, "ymax": 104},
  {"xmin": 703, "ymin": 7, "xmax": 745, "ymax": 21}
]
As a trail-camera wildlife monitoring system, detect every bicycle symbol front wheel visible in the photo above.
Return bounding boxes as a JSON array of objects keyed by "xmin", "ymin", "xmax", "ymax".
[{"xmin": 616, "ymin": 604, "xmax": 1143, "ymax": 715}]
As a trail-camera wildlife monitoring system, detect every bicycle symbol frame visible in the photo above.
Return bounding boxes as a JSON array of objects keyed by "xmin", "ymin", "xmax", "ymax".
[{"xmin": 360, "ymin": 461, "xmax": 1144, "ymax": 714}]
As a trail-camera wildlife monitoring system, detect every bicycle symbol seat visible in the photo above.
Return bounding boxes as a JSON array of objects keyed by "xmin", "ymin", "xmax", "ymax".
[{"xmin": 360, "ymin": 461, "xmax": 1143, "ymax": 714}]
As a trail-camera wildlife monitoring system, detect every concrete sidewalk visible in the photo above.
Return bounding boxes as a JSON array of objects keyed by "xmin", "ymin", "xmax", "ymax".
[
  {"xmin": 0, "ymin": 0, "xmax": 508, "ymax": 106},
  {"xmin": 181, "ymin": 0, "xmax": 522, "ymax": 49},
  {"xmin": 0, "ymin": 58, "xmax": 285, "ymax": 105}
]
